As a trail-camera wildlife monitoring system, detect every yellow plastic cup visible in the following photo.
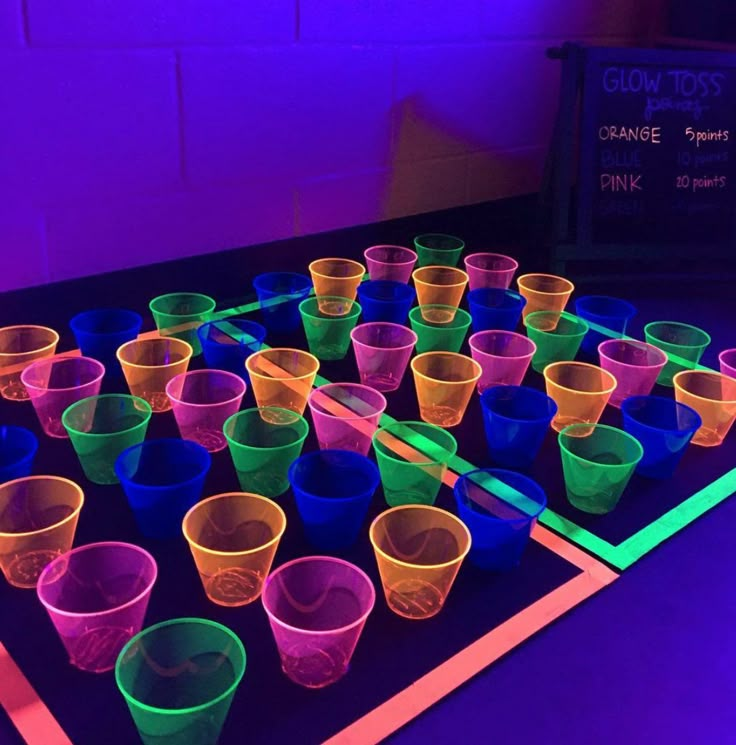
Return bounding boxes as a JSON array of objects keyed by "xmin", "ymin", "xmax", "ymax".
[
  {"xmin": 245, "ymin": 348, "xmax": 319, "ymax": 415},
  {"xmin": 673, "ymin": 370, "xmax": 736, "ymax": 447},
  {"xmin": 516, "ymin": 273, "xmax": 574, "ymax": 320},
  {"xmin": 369, "ymin": 505, "xmax": 471, "ymax": 620},
  {"xmin": 412, "ymin": 266, "xmax": 469, "ymax": 320},
  {"xmin": 308, "ymin": 258, "xmax": 366, "ymax": 314},
  {"xmin": 410, "ymin": 352, "xmax": 482, "ymax": 428},
  {"xmin": 117, "ymin": 337, "xmax": 193, "ymax": 413},
  {"xmin": 0, "ymin": 325, "xmax": 60, "ymax": 401},
  {"xmin": 0, "ymin": 476, "xmax": 84, "ymax": 588},
  {"xmin": 182, "ymin": 492, "xmax": 286, "ymax": 607},
  {"xmin": 543, "ymin": 361, "xmax": 617, "ymax": 433}
]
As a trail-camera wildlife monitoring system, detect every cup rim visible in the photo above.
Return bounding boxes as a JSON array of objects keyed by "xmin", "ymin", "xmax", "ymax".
[
  {"xmin": 543, "ymin": 361, "xmax": 617, "ymax": 396},
  {"xmin": 70, "ymin": 309, "xmax": 143, "ymax": 336},
  {"xmin": 413, "ymin": 233, "xmax": 465, "ymax": 252},
  {"xmin": 364, "ymin": 245, "xmax": 418, "ymax": 266},
  {"xmin": 463, "ymin": 252, "xmax": 519, "ymax": 273},
  {"xmin": 673, "ymin": 370, "xmax": 736, "ymax": 404},
  {"xmin": 62, "ymin": 394, "xmax": 153, "ymax": 437},
  {"xmin": 357, "ymin": 280, "xmax": 416, "ymax": 302},
  {"xmin": 350, "ymin": 321, "xmax": 418, "ymax": 351},
  {"xmin": 558, "ymin": 423, "xmax": 643, "ymax": 468},
  {"xmin": 223, "ymin": 407, "xmax": 309, "ymax": 451},
  {"xmin": 468, "ymin": 330, "xmax": 536, "ymax": 359},
  {"xmin": 517, "ymin": 273, "xmax": 574, "ymax": 295},
  {"xmin": 116, "ymin": 337, "xmax": 194, "ymax": 370},
  {"xmin": 165, "ymin": 369, "xmax": 247, "ymax": 408},
  {"xmin": 148, "ymin": 292, "xmax": 216, "ymax": 316},
  {"xmin": 114, "ymin": 438, "xmax": 211, "ymax": 489},
  {"xmin": 372, "ymin": 420, "xmax": 458, "ymax": 466},
  {"xmin": 298, "ymin": 295, "xmax": 362, "ymax": 321},
  {"xmin": 480, "ymin": 385, "xmax": 557, "ymax": 424},
  {"xmin": 411, "ymin": 351, "xmax": 482, "ymax": 385},
  {"xmin": 620, "ymin": 395, "xmax": 702, "ymax": 435},
  {"xmin": 643, "ymin": 321, "xmax": 712, "ymax": 349},
  {"xmin": 287, "ymin": 449, "xmax": 380, "ymax": 503},
  {"xmin": 0, "ymin": 425, "xmax": 38, "ymax": 466},
  {"xmin": 718, "ymin": 348, "xmax": 736, "ymax": 370},
  {"xmin": 409, "ymin": 304, "xmax": 472, "ymax": 329},
  {"xmin": 574, "ymin": 294, "xmax": 637, "ymax": 319},
  {"xmin": 308, "ymin": 258, "xmax": 366, "ymax": 281},
  {"xmin": 253, "ymin": 271, "xmax": 312, "ymax": 294},
  {"xmin": 197, "ymin": 318, "xmax": 267, "ymax": 347},
  {"xmin": 308, "ymin": 382, "xmax": 387, "ymax": 421},
  {"xmin": 20, "ymin": 355, "xmax": 105, "ymax": 393},
  {"xmin": 597, "ymin": 339, "xmax": 667, "ymax": 369},
  {"xmin": 0, "ymin": 325, "xmax": 60, "ymax": 357},
  {"xmin": 523, "ymin": 310, "xmax": 588, "ymax": 337},
  {"xmin": 245, "ymin": 347, "xmax": 320, "ymax": 380},
  {"xmin": 412, "ymin": 266, "xmax": 469, "ymax": 287}
]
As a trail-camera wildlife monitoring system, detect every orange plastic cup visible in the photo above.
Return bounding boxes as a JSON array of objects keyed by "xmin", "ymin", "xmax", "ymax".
[
  {"xmin": 410, "ymin": 352, "xmax": 482, "ymax": 428},
  {"xmin": 412, "ymin": 266, "xmax": 469, "ymax": 321},
  {"xmin": 369, "ymin": 505, "xmax": 471, "ymax": 620},
  {"xmin": 182, "ymin": 492, "xmax": 286, "ymax": 607},
  {"xmin": 673, "ymin": 370, "xmax": 736, "ymax": 447},
  {"xmin": 516, "ymin": 273, "xmax": 574, "ymax": 320},
  {"xmin": 0, "ymin": 476, "xmax": 84, "ymax": 588},
  {"xmin": 117, "ymin": 337, "xmax": 193, "ymax": 413},
  {"xmin": 246, "ymin": 348, "xmax": 319, "ymax": 415},
  {"xmin": 543, "ymin": 361, "xmax": 617, "ymax": 433},
  {"xmin": 308, "ymin": 258, "xmax": 366, "ymax": 314},
  {"xmin": 0, "ymin": 325, "xmax": 60, "ymax": 401}
]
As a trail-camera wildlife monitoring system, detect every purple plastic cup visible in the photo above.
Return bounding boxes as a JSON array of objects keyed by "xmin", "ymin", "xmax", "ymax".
[
  {"xmin": 307, "ymin": 383, "xmax": 387, "ymax": 455},
  {"xmin": 469, "ymin": 330, "xmax": 536, "ymax": 393},
  {"xmin": 464, "ymin": 252, "xmax": 519, "ymax": 291},
  {"xmin": 36, "ymin": 542, "xmax": 157, "ymax": 673},
  {"xmin": 364, "ymin": 245, "xmax": 418, "ymax": 284},
  {"xmin": 719, "ymin": 349, "xmax": 736, "ymax": 380},
  {"xmin": 598, "ymin": 339, "xmax": 668, "ymax": 409},
  {"xmin": 350, "ymin": 322, "xmax": 417, "ymax": 392}
]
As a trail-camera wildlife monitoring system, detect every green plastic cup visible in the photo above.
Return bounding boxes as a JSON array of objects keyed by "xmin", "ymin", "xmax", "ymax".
[
  {"xmin": 223, "ymin": 407, "xmax": 309, "ymax": 498},
  {"xmin": 409, "ymin": 304, "xmax": 472, "ymax": 353},
  {"xmin": 414, "ymin": 233, "xmax": 465, "ymax": 268},
  {"xmin": 558, "ymin": 423, "xmax": 643, "ymax": 514},
  {"xmin": 644, "ymin": 321, "xmax": 711, "ymax": 387},
  {"xmin": 372, "ymin": 420, "xmax": 457, "ymax": 506},
  {"xmin": 62, "ymin": 394, "xmax": 153, "ymax": 485},
  {"xmin": 149, "ymin": 292, "xmax": 216, "ymax": 356},
  {"xmin": 299, "ymin": 295, "xmax": 361, "ymax": 361},
  {"xmin": 115, "ymin": 617, "xmax": 246, "ymax": 745},
  {"xmin": 524, "ymin": 310, "xmax": 589, "ymax": 373}
]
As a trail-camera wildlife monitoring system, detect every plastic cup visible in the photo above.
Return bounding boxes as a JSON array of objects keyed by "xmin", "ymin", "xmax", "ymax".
[
  {"xmin": 412, "ymin": 266, "xmax": 468, "ymax": 316},
  {"xmin": 0, "ymin": 476, "xmax": 83, "ymax": 588},
  {"xmin": 166, "ymin": 370, "xmax": 246, "ymax": 453},
  {"xmin": 0, "ymin": 426, "xmax": 38, "ymax": 483},
  {"xmin": 117, "ymin": 337, "xmax": 193, "ymax": 413},
  {"xmin": 558, "ymin": 423, "xmax": 643, "ymax": 514},
  {"xmin": 115, "ymin": 618, "xmax": 246, "ymax": 745},
  {"xmin": 453, "ymin": 468, "xmax": 547, "ymax": 571},
  {"xmin": 245, "ymin": 348, "xmax": 319, "ymax": 415},
  {"xmin": 197, "ymin": 319, "xmax": 266, "ymax": 381},
  {"xmin": 480, "ymin": 385, "xmax": 557, "ymax": 469},
  {"xmin": 719, "ymin": 349, "xmax": 736, "ymax": 380},
  {"xmin": 516, "ymin": 273, "xmax": 574, "ymax": 320},
  {"xmin": 356, "ymin": 280, "xmax": 416, "ymax": 324},
  {"xmin": 253, "ymin": 272, "xmax": 312, "ymax": 334},
  {"xmin": 467, "ymin": 288, "xmax": 527, "ymax": 333},
  {"xmin": 469, "ymin": 330, "xmax": 536, "ymax": 392},
  {"xmin": 411, "ymin": 351, "xmax": 481, "ymax": 427},
  {"xmin": 369, "ymin": 505, "xmax": 471, "ymax": 619},
  {"xmin": 644, "ymin": 321, "xmax": 711, "ymax": 387},
  {"xmin": 573, "ymin": 295, "xmax": 636, "ymax": 355},
  {"xmin": 183, "ymin": 493, "xmax": 286, "ymax": 607},
  {"xmin": 149, "ymin": 293, "xmax": 216, "ymax": 356},
  {"xmin": 598, "ymin": 339, "xmax": 668, "ymax": 408},
  {"xmin": 673, "ymin": 370, "xmax": 736, "ymax": 447},
  {"xmin": 0, "ymin": 325, "xmax": 59, "ymax": 401},
  {"xmin": 409, "ymin": 304, "xmax": 472, "ymax": 354},
  {"xmin": 621, "ymin": 396, "xmax": 701, "ymax": 478},
  {"xmin": 372, "ymin": 421, "xmax": 457, "ymax": 507},
  {"xmin": 224, "ymin": 407, "xmax": 309, "ymax": 498},
  {"xmin": 414, "ymin": 233, "xmax": 465, "ymax": 268},
  {"xmin": 288, "ymin": 449, "xmax": 380, "ymax": 551},
  {"xmin": 22, "ymin": 356, "xmax": 105, "ymax": 438},
  {"xmin": 464, "ymin": 252, "xmax": 519, "ymax": 291},
  {"xmin": 350, "ymin": 322, "xmax": 417, "ymax": 393},
  {"xmin": 524, "ymin": 310, "xmax": 588, "ymax": 373},
  {"xmin": 62, "ymin": 394, "xmax": 152, "ymax": 485},
  {"xmin": 114, "ymin": 439, "xmax": 211, "ymax": 539},
  {"xmin": 70, "ymin": 309, "xmax": 143, "ymax": 377},
  {"xmin": 261, "ymin": 556, "xmax": 374, "ymax": 688},
  {"xmin": 299, "ymin": 296, "xmax": 362, "ymax": 361},
  {"xmin": 37, "ymin": 542, "xmax": 157, "ymax": 673},
  {"xmin": 364, "ymin": 245, "xmax": 418, "ymax": 283},
  {"xmin": 307, "ymin": 383, "xmax": 387, "ymax": 455},
  {"xmin": 308, "ymin": 258, "xmax": 365, "ymax": 312}
]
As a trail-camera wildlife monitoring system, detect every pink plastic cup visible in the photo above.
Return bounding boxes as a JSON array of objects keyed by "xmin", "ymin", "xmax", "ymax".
[
  {"xmin": 21, "ymin": 356, "xmax": 105, "ymax": 438},
  {"xmin": 261, "ymin": 556, "xmax": 375, "ymax": 688},
  {"xmin": 468, "ymin": 330, "xmax": 536, "ymax": 393},
  {"xmin": 364, "ymin": 245, "xmax": 418, "ymax": 284},
  {"xmin": 719, "ymin": 349, "xmax": 736, "ymax": 380},
  {"xmin": 36, "ymin": 542, "xmax": 157, "ymax": 673},
  {"xmin": 464, "ymin": 252, "xmax": 519, "ymax": 291},
  {"xmin": 307, "ymin": 383, "xmax": 387, "ymax": 455},
  {"xmin": 598, "ymin": 339, "xmax": 668, "ymax": 409},
  {"xmin": 350, "ymin": 322, "xmax": 418, "ymax": 392},
  {"xmin": 166, "ymin": 369, "xmax": 246, "ymax": 453}
]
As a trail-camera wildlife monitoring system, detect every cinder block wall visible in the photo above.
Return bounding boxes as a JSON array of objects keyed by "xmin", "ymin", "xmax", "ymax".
[{"xmin": 0, "ymin": 1, "xmax": 647, "ymax": 291}]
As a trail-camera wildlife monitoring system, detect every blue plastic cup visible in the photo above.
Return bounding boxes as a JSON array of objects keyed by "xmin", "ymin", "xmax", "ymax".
[
  {"xmin": 288, "ymin": 449, "xmax": 379, "ymax": 552},
  {"xmin": 70, "ymin": 309, "xmax": 143, "ymax": 376},
  {"xmin": 0, "ymin": 425, "xmax": 38, "ymax": 483},
  {"xmin": 356, "ymin": 280, "xmax": 416, "ymax": 324},
  {"xmin": 453, "ymin": 468, "xmax": 547, "ymax": 571},
  {"xmin": 197, "ymin": 319, "xmax": 266, "ymax": 381},
  {"xmin": 467, "ymin": 288, "xmax": 526, "ymax": 333},
  {"xmin": 621, "ymin": 395, "xmax": 701, "ymax": 479},
  {"xmin": 480, "ymin": 386, "xmax": 557, "ymax": 469},
  {"xmin": 253, "ymin": 272, "xmax": 312, "ymax": 334},
  {"xmin": 114, "ymin": 439, "xmax": 211, "ymax": 539},
  {"xmin": 574, "ymin": 295, "xmax": 636, "ymax": 355}
]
